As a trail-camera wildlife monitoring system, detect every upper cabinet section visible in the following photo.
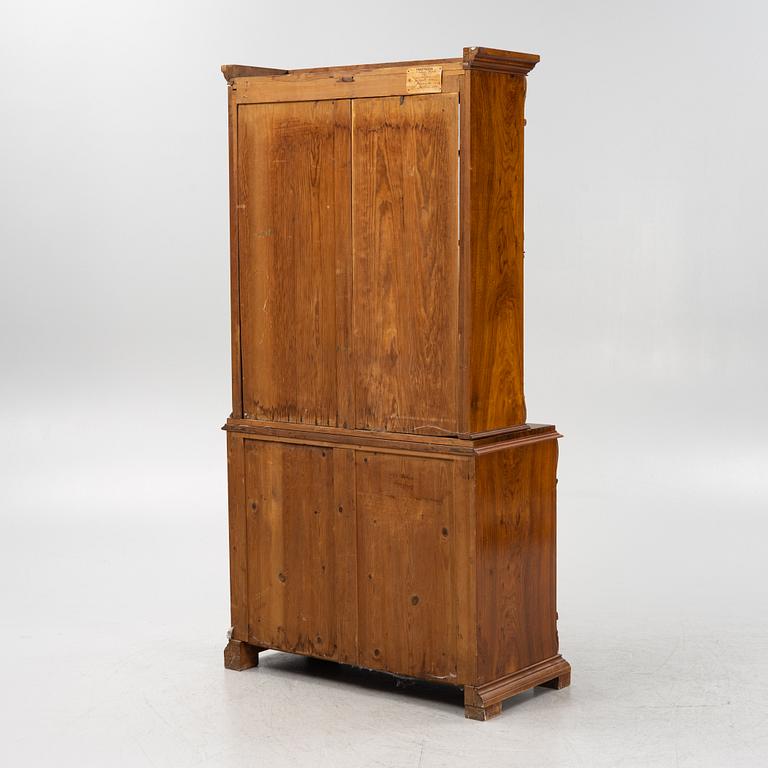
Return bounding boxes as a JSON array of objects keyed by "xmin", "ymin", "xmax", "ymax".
[{"xmin": 225, "ymin": 48, "xmax": 539, "ymax": 437}]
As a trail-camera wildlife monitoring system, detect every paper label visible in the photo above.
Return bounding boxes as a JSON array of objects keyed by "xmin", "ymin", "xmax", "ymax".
[{"xmin": 405, "ymin": 66, "xmax": 442, "ymax": 94}]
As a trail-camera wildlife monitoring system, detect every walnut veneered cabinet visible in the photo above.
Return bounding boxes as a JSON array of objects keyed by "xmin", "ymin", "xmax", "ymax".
[{"xmin": 221, "ymin": 47, "xmax": 571, "ymax": 720}]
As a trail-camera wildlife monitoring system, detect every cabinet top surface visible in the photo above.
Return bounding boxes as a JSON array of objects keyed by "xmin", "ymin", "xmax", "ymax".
[{"xmin": 221, "ymin": 46, "xmax": 540, "ymax": 83}]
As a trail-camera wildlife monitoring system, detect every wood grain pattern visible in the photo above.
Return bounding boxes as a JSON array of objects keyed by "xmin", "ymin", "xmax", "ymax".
[
  {"xmin": 352, "ymin": 94, "xmax": 459, "ymax": 434},
  {"xmin": 227, "ymin": 85, "xmax": 243, "ymax": 419},
  {"xmin": 244, "ymin": 441, "xmax": 357, "ymax": 663},
  {"xmin": 457, "ymin": 73, "xmax": 471, "ymax": 435},
  {"xmin": 465, "ymin": 70, "xmax": 528, "ymax": 431},
  {"xmin": 233, "ymin": 65, "xmax": 463, "ymax": 105},
  {"xmin": 333, "ymin": 108, "xmax": 355, "ymax": 428},
  {"xmin": 453, "ymin": 457, "xmax": 477, "ymax": 684},
  {"xmin": 226, "ymin": 431, "xmax": 248, "ymax": 640},
  {"xmin": 474, "ymin": 436, "xmax": 560, "ymax": 683},
  {"xmin": 356, "ymin": 452, "xmax": 457, "ymax": 680},
  {"xmin": 238, "ymin": 100, "xmax": 351, "ymax": 426},
  {"xmin": 224, "ymin": 418, "xmax": 558, "ymax": 457}
]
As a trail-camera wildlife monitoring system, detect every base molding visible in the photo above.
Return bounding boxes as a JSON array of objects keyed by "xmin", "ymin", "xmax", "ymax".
[
  {"xmin": 223, "ymin": 642, "xmax": 570, "ymax": 719},
  {"xmin": 224, "ymin": 639, "xmax": 264, "ymax": 671},
  {"xmin": 464, "ymin": 655, "xmax": 571, "ymax": 720}
]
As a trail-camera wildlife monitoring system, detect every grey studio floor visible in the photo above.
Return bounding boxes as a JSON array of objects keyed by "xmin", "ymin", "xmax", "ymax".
[{"xmin": 2, "ymin": 444, "xmax": 767, "ymax": 768}]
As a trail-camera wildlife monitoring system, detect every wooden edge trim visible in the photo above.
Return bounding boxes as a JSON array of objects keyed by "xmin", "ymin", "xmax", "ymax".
[
  {"xmin": 232, "ymin": 71, "xmax": 464, "ymax": 105},
  {"xmin": 223, "ymin": 425, "xmax": 475, "ymax": 458},
  {"xmin": 222, "ymin": 58, "xmax": 464, "ymax": 83},
  {"xmin": 457, "ymin": 72, "xmax": 471, "ymax": 434},
  {"xmin": 465, "ymin": 655, "xmax": 571, "ymax": 707},
  {"xmin": 455, "ymin": 457, "xmax": 478, "ymax": 684},
  {"xmin": 473, "ymin": 430, "xmax": 562, "ymax": 455},
  {"xmin": 462, "ymin": 46, "xmax": 539, "ymax": 75},
  {"xmin": 227, "ymin": 86, "xmax": 243, "ymax": 418},
  {"xmin": 222, "ymin": 49, "xmax": 539, "ymax": 82},
  {"xmin": 461, "ymin": 423, "xmax": 558, "ymax": 441},
  {"xmin": 222, "ymin": 418, "xmax": 471, "ymax": 446},
  {"xmin": 222, "ymin": 419, "xmax": 559, "ymax": 454},
  {"xmin": 226, "ymin": 431, "xmax": 248, "ymax": 640},
  {"xmin": 221, "ymin": 64, "xmax": 289, "ymax": 82}
]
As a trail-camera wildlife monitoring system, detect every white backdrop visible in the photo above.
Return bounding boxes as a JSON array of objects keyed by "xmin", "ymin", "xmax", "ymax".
[{"xmin": 1, "ymin": 1, "xmax": 767, "ymax": 766}]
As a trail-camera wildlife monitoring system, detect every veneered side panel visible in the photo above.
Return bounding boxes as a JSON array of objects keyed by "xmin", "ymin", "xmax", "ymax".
[
  {"xmin": 466, "ymin": 71, "xmax": 527, "ymax": 432},
  {"xmin": 474, "ymin": 438, "xmax": 559, "ymax": 682}
]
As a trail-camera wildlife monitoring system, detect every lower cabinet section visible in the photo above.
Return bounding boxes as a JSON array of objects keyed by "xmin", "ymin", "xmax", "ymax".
[{"xmin": 225, "ymin": 424, "xmax": 570, "ymax": 718}]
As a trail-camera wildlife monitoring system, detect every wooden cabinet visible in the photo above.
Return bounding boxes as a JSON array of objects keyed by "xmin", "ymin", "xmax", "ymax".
[{"xmin": 222, "ymin": 47, "xmax": 570, "ymax": 720}]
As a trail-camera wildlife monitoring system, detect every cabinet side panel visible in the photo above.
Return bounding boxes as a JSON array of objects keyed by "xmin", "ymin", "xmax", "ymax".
[
  {"xmin": 238, "ymin": 100, "xmax": 351, "ymax": 426},
  {"xmin": 356, "ymin": 452, "xmax": 458, "ymax": 680},
  {"xmin": 352, "ymin": 94, "xmax": 459, "ymax": 435},
  {"xmin": 227, "ymin": 431, "xmax": 248, "ymax": 640},
  {"xmin": 466, "ymin": 71, "xmax": 527, "ymax": 431},
  {"xmin": 475, "ymin": 439, "xmax": 559, "ymax": 683},
  {"xmin": 244, "ymin": 440, "xmax": 357, "ymax": 663}
]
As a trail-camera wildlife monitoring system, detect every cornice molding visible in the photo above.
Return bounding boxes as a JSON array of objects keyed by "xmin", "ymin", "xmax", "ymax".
[
  {"xmin": 221, "ymin": 64, "xmax": 288, "ymax": 82},
  {"xmin": 463, "ymin": 46, "xmax": 540, "ymax": 75}
]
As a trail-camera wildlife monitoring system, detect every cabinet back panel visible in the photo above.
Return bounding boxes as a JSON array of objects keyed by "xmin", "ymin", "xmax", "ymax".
[
  {"xmin": 352, "ymin": 94, "xmax": 459, "ymax": 435},
  {"xmin": 237, "ymin": 100, "xmax": 352, "ymax": 426},
  {"xmin": 356, "ymin": 452, "xmax": 458, "ymax": 680},
  {"xmin": 244, "ymin": 441, "xmax": 357, "ymax": 663}
]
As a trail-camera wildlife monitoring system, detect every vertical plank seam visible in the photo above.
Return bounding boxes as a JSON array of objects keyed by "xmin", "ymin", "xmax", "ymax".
[
  {"xmin": 520, "ymin": 76, "xmax": 527, "ymax": 423},
  {"xmin": 458, "ymin": 74, "xmax": 471, "ymax": 434},
  {"xmin": 350, "ymin": 100, "xmax": 357, "ymax": 430},
  {"xmin": 451, "ymin": 459, "xmax": 459, "ymax": 679},
  {"xmin": 351, "ymin": 447, "xmax": 360, "ymax": 666},
  {"xmin": 455, "ymin": 88, "xmax": 462, "ymax": 435},
  {"xmin": 236, "ymin": 103, "xmax": 245, "ymax": 419},
  {"xmin": 468, "ymin": 457, "xmax": 477, "ymax": 685},
  {"xmin": 230, "ymin": 92, "xmax": 244, "ymax": 419},
  {"xmin": 241, "ymin": 436, "xmax": 249, "ymax": 640}
]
